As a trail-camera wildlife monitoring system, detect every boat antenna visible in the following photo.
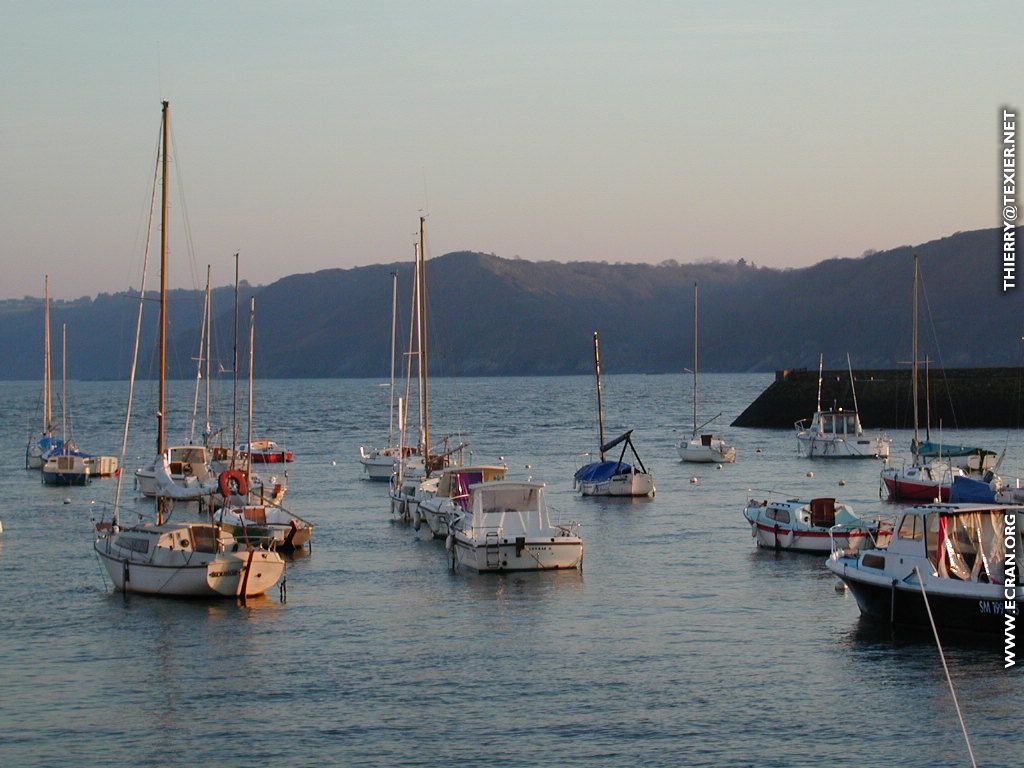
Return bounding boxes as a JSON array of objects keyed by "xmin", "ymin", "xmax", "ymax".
[
  {"xmin": 593, "ymin": 331, "xmax": 606, "ymax": 460},
  {"xmin": 913, "ymin": 566, "xmax": 978, "ymax": 768},
  {"xmin": 815, "ymin": 353, "xmax": 824, "ymax": 413}
]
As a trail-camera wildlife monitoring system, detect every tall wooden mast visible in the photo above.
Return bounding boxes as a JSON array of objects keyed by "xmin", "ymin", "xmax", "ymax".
[
  {"xmin": 43, "ymin": 274, "xmax": 52, "ymax": 435},
  {"xmin": 692, "ymin": 281, "xmax": 699, "ymax": 437},
  {"xmin": 157, "ymin": 100, "xmax": 169, "ymax": 524},
  {"xmin": 419, "ymin": 216, "xmax": 431, "ymax": 472},
  {"xmin": 593, "ymin": 331, "xmax": 606, "ymax": 460},
  {"xmin": 157, "ymin": 100, "xmax": 169, "ymax": 460}
]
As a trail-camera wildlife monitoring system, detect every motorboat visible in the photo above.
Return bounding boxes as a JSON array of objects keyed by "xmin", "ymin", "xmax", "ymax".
[
  {"xmin": 743, "ymin": 496, "xmax": 891, "ymax": 554},
  {"xmin": 42, "ymin": 452, "xmax": 90, "ymax": 486},
  {"xmin": 677, "ymin": 282, "xmax": 736, "ymax": 464},
  {"xmin": 795, "ymin": 355, "xmax": 890, "ymax": 459},
  {"xmin": 575, "ymin": 332, "xmax": 655, "ymax": 497},
  {"xmin": 95, "ymin": 520, "xmax": 285, "ymax": 598},
  {"xmin": 448, "ymin": 480, "xmax": 583, "ymax": 572},
  {"xmin": 415, "ymin": 465, "xmax": 508, "ymax": 537},
  {"xmin": 827, "ymin": 503, "xmax": 1021, "ymax": 634}
]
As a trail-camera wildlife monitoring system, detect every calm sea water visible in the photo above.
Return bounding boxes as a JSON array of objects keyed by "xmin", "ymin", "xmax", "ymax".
[{"xmin": 0, "ymin": 374, "xmax": 1019, "ymax": 767}]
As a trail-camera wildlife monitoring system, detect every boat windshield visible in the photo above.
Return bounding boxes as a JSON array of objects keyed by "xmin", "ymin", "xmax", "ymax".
[
  {"xmin": 927, "ymin": 510, "xmax": 1021, "ymax": 583},
  {"xmin": 479, "ymin": 486, "xmax": 541, "ymax": 514}
]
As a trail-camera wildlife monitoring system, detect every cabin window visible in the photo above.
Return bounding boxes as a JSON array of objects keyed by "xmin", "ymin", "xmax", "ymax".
[
  {"xmin": 767, "ymin": 508, "xmax": 791, "ymax": 524},
  {"xmin": 898, "ymin": 514, "xmax": 922, "ymax": 541},
  {"xmin": 118, "ymin": 537, "xmax": 150, "ymax": 554}
]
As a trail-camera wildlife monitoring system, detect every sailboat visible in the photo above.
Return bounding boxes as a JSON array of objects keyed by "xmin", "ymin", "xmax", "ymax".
[
  {"xmin": 360, "ymin": 271, "xmax": 407, "ymax": 480},
  {"xmin": 677, "ymin": 282, "xmax": 736, "ymax": 463},
  {"xmin": 215, "ymin": 297, "xmax": 313, "ymax": 552},
  {"xmin": 881, "ymin": 255, "xmax": 970, "ymax": 501},
  {"xmin": 25, "ymin": 275, "xmax": 62, "ymax": 469},
  {"xmin": 388, "ymin": 218, "xmax": 467, "ymax": 517},
  {"xmin": 573, "ymin": 331, "xmax": 655, "ymax": 497},
  {"xmin": 95, "ymin": 102, "xmax": 285, "ymax": 598},
  {"xmin": 41, "ymin": 323, "xmax": 91, "ymax": 485}
]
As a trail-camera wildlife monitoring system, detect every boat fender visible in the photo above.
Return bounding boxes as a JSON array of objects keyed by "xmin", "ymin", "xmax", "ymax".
[
  {"xmin": 412, "ymin": 507, "xmax": 422, "ymax": 531},
  {"xmin": 218, "ymin": 469, "xmax": 248, "ymax": 498},
  {"xmin": 445, "ymin": 534, "xmax": 454, "ymax": 551}
]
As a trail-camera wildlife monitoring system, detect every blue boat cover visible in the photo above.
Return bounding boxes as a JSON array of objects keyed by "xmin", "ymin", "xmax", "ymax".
[
  {"xmin": 948, "ymin": 476, "xmax": 997, "ymax": 504},
  {"xmin": 574, "ymin": 460, "xmax": 631, "ymax": 483}
]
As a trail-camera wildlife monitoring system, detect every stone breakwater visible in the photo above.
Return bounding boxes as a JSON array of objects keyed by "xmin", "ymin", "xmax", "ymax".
[{"xmin": 732, "ymin": 367, "xmax": 1024, "ymax": 428}]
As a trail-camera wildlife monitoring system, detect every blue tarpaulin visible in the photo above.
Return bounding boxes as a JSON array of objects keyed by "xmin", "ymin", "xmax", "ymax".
[
  {"xmin": 574, "ymin": 460, "xmax": 631, "ymax": 483},
  {"xmin": 948, "ymin": 475, "xmax": 997, "ymax": 504}
]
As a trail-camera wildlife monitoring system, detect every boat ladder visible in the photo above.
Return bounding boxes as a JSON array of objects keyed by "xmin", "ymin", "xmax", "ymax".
[{"xmin": 485, "ymin": 531, "xmax": 501, "ymax": 568}]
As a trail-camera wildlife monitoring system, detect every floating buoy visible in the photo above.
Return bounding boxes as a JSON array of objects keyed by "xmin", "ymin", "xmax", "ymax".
[
  {"xmin": 756, "ymin": 448, "xmax": 763, "ymax": 454},
  {"xmin": 835, "ymin": 580, "xmax": 848, "ymax": 592},
  {"xmin": 63, "ymin": 497, "xmax": 72, "ymax": 505},
  {"xmin": 690, "ymin": 476, "xmax": 699, "ymax": 484},
  {"xmin": 838, "ymin": 479, "xmax": 847, "ymax": 486},
  {"xmin": 331, "ymin": 460, "xmax": 337, "ymax": 466},
  {"xmin": 717, "ymin": 464, "xmax": 723, "ymax": 470},
  {"xmin": 806, "ymin": 471, "xmax": 815, "ymax": 478}
]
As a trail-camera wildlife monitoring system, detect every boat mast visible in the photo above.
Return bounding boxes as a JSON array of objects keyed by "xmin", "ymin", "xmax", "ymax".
[
  {"xmin": 846, "ymin": 353, "xmax": 859, "ymax": 414},
  {"xmin": 43, "ymin": 274, "xmax": 52, "ymax": 436},
  {"xmin": 157, "ymin": 100, "xmax": 170, "ymax": 525},
  {"xmin": 190, "ymin": 264, "xmax": 211, "ymax": 444},
  {"xmin": 231, "ymin": 252, "xmax": 240, "ymax": 469},
  {"xmin": 593, "ymin": 331, "xmax": 606, "ymax": 460},
  {"xmin": 692, "ymin": 281, "xmax": 699, "ymax": 437},
  {"xmin": 815, "ymin": 353, "xmax": 824, "ymax": 414},
  {"xmin": 419, "ymin": 216, "xmax": 431, "ymax": 473},
  {"xmin": 60, "ymin": 322, "xmax": 67, "ymax": 447},
  {"xmin": 912, "ymin": 252, "xmax": 920, "ymax": 458},
  {"xmin": 387, "ymin": 270, "xmax": 398, "ymax": 451},
  {"xmin": 247, "ymin": 296, "xmax": 255, "ymax": 481},
  {"xmin": 204, "ymin": 264, "xmax": 212, "ymax": 444}
]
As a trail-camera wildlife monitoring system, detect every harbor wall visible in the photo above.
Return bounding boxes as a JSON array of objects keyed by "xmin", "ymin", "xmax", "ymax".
[{"xmin": 731, "ymin": 367, "xmax": 1024, "ymax": 429}]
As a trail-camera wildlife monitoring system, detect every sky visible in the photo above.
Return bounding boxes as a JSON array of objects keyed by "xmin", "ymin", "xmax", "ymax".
[{"xmin": 1, "ymin": 1, "xmax": 1019, "ymax": 299}]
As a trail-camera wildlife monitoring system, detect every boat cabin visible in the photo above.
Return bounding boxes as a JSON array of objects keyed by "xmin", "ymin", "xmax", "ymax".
[{"xmin": 809, "ymin": 410, "xmax": 862, "ymax": 437}]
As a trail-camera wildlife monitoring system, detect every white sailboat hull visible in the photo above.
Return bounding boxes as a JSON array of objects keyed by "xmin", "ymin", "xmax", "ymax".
[
  {"xmin": 578, "ymin": 472, "xmax": 655, "ymax": 497},
  {"xmin": 678, "ymin": 437, "xmax": 736, "ymax": 463},
  {"xmin": 95, "ymin": 537, "xmax": 284, "ymax": 597},
  {"xmin": 360, "ymin": 453, "xmax": 396, "ymax": 480}
]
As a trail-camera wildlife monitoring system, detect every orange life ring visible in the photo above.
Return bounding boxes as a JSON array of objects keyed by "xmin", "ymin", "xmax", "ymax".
[{"xmin": 219, "ymin": 469, "xmax": 249, "ymax": 498}]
